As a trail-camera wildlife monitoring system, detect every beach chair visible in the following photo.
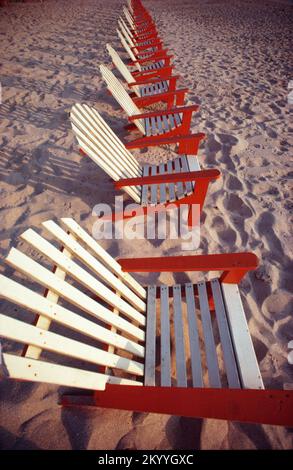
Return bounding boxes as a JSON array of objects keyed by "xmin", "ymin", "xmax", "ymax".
[
  {"xmin": 118, "ymin": 28, "xmax": 173, "ymax": 73},
  {"xmin": 106, "ymin": 44, "xmax": 187, "ymax": 109},
  {"xmin": 70, "ymin": 103, "xmax": 218, "ymax": 226},
  {"xmin": 100, "ymin": 65, "xmax": 199, "ymax": 147},
  {"xmin": 123, "ymin": 5, "xmax": 159, "ymax": 43},
  {"xmin": 118, "ymin": 31, "xmax": 174, "ymax": 80},
  {"xmin": 0, "ymin": 218, "xmax": 292, "ymax": 426},
  {"xmin": 118, "ymin": 18, "xmax": 163, "ymax": 53}
]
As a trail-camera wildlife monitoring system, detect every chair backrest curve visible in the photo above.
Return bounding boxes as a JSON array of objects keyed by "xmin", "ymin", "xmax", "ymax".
[
  {"xmin": 70, "ymin": 102, "xmax": 142, "ymax": 202},
  {"xmin": 100, "ymin": 65, "xmax": 145, "ymax": 135}
]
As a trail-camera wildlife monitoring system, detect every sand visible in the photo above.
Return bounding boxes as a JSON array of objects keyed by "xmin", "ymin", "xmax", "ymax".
[{"xmin": 0, "ymin": 0, "xmax": 292, "ymax": 450}]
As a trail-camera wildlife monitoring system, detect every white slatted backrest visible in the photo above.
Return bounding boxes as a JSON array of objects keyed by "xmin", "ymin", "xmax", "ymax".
[
  {"xmin": 119, "ymin": 17, "xmax": 133, "ymax": 41},
  {"xmin": 70, "ymin": 103, "xmax": 142, "ymax": 203},
  {"xmin": 123, "ymin": 5, "xmax": 134, "ymax": 28},
  {"xmin": 106, "ymin": 44, "xmax": 140, "ymax": 97},
  {"xmin": 100, "ymin": 65, "xmax": 145, "ymax": 135},
  {"xmin": 0, "ymin": 219, "xmax": 147, "ymax": 391},
  {"xmin": 118, "ymin": 28, "xmax": 141, "ymax": 70},
  {"xmin": 118, "ymin": 20, "xmax": 135, "ymax": 48}
]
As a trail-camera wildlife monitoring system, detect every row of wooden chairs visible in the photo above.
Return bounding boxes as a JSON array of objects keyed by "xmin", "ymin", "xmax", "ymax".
[{"xmin": 0, "ymin": 0, "xmax": 292, "ymax": 426}]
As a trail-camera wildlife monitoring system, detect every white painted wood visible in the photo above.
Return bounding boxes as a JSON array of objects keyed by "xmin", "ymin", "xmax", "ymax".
[
  {"xmin": 42, "ymin": 220, "xmax": 146, "ymax": 313},
  {"xmin": 106, "ymin": 44, "xmax": 140, "ymax": 97},
  {"xmin": 100, "ymin": 65, "xmax": 145, "ymax": 134},
  {"xmin": 160, "ymin": 285, "xmax": 171, "ymax": 387},
  {"xmin": 211, "ymin": 279, "xmax": 241, "ymax": 388},
  {"xmin": 173, "ymin": 285, "xmax": 187, "ymax": 387},
  {"xmin": 6, "ymin": 248, "xmax": 145, "ymax": 342},
  {"xmin": 60, "ymin": 218, "xmax": 146, "ymax": 299},
  {"xmin": 185, "ymin": 283, "xmax": 203, "ymax": 387},
  {"xmin": 221, "ymin": 282, "xmax": 264, "ymax": 389},
  {"xmin": 0, "ymin": 314, "xmax": 144, "ymax": 376},
  {"xmin": 70, "ymin": 103, "xmax": 142, "ymax": 202},
  {"xmin": 144, "ymin": 286, "xmax": 157, "ymax": 386},
  {"xmin": 0, "ymin": 274, "xmax": 144, "ymax": 358},
  {"xmin": 25, "ymin": 238, "xmax": 73, "ymax": 360},
  {"xmin": 20, "ymin": 229, "xmax": 145, "ymax": 327},
  {"xmin": 2, "ymin": 354, "xmax": 141, "ymax": 390},
  {"xmin": 197, "ymin": 282, "xmax": 221, "ymax": 388}
]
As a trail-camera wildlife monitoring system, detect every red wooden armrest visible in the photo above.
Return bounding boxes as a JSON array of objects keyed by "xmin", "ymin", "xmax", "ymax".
[
  {"xmin": 118, "ymin": 252, "xmax": 259, "ymax": 284},
  {"xmin": 132, "ymin": 65, "xmax": 173, "ymax": 78},
  {"xmin": 131, "ymin": 54, "xmax": 173, "ymax": 65},
  {"xmin": 129, "ymin": 75, "xmax": 180, "ymax": 86},
  {"xmin": 125, "ymin": 132, "xmax": 205, "ymax": 151},
  {"xmin": 114, "ymin": 169, "xmax": 220, "ymax": 188},
  {"xmin": 134, "ymin": 39, "xmax": 162, "ymax": 48},
  {"xmin": 138, "ymin": 49, "xmax": 169, "ymax": 59},
  {"xmin": 128, "ymin": 104, "xmax": 199, "ymax": 121}
]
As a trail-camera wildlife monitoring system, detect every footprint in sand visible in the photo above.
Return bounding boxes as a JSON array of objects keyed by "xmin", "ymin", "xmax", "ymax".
[{"xmin": 223, "ymin": 193, "xmax": 253, "ymax": 218}]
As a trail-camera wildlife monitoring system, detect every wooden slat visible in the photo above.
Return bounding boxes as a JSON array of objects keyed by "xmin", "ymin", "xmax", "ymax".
[
  {"xmin": 181, "ymin": 155, "xmax": 193, "ymax": 195},
  {"xmin": 160, "ymin": 285, "xmax": 171, "ymax": 386},
  {"xmin": 2, "ymin": 353, "xmax": 141, "ymax": 390},
  {"xmin": 60, "ymin": 218, "xmax": 146, "ymax": 299},
  {"xmin": 100, "ymin": 65, "xmax": 145, "ymax": 135},
  {"xmin": 145, "ymin": 117, "xmax": 151, "ymax": 136},
  {"xmin": 162, "ymin": 114, "xmax": 170, "ymax": 132},
  {"xmin": 166, "ymin": 160, "xmax": 176, "ymax": 202},
  {"xmin": 173, "ymin": 285, "xmax": 187, "ymax": 387},
  {"xmin": 156, "ymin": 114, "xmax": 163, "ymax": 134},
  {"xmin": 144, "ymin": 286, "xmax": 156, "ymax": 386},
  {"xmin": 174, "ymin": 113, "xmax": 182, "ymax": 126},
  {"xmin": 150, "ymin": 116, "xmax": 157, "ymax": 136},
  {"xmin": 197, "ymin": 281, "xmax": 221, "ymax": 388},
  {"xmin": 0, "ymin": 274, "xmax": 144, "ymax": 358},
  {"xmin": 20, "ymin": 229, "xmax": 145, "ymax": 327},
  {"xmin": 158, "ymin": 162, "xmax": 166, "ymax": 204},
  {"xmin": 150, "ymin": 164, "xmax": 157, "ymax": 205},
  {"xmin": 25, "ymin": 238, "xmax": 73, "ymax": 360},
  {"xmin": 221, "ymin": 283, "xmax": 264, "ymax": 389},
  {"xmin": 211, "ymin": 279, "xmax": 241, "ymax": 388},
  {"xmin": 141, "ymin": 164, "xmax": 149, "ymax": 206},
  {"xmin": 174, "ymin": 157, "xmax": 184, "ymax": 199},
  {"xmin": 185, "ymin": 283, "xmax": 203, "ymax": 387},
  {"xmin": 42, "ymin": 220, "xmax": 146, "ymax": 313},
  {"xmin": 6, "ymin": 248, "xmax": 145, "ymax": 342},
  {"xmin": 0, "ymin": 314, "xmax": 144, "ymax": 376},
  {"xmin": 168, "ymin": 114, "xmax": 175, "ymax": 131}
]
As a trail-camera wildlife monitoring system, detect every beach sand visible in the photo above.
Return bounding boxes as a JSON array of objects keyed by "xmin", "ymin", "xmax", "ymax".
[{"xmin": 0, "ymin": 0, "xmax": 292, "ymax": 450}]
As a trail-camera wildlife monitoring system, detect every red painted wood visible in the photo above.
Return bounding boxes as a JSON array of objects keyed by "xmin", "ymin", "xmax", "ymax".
[{"xmin": 61, "ymin": 386, "xmax": 293, "ymax": 427}]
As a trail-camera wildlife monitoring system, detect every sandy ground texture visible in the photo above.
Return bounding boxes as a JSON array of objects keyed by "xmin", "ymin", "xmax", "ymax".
[{"xmin": 0, "ymin": 0, "xmax": 293, "ymax": 450}]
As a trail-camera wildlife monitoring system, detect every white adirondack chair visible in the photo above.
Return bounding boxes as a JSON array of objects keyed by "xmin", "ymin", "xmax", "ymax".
[
  {"xmin": 1, "ymin": 218, "xmax": 290, "ymax": 425},
  {"xmin": 99, "ymin": 65, "xmax": 198, "ymax": 140},
  {"xmin": 106, "ymin": 44, "xmax": 185, "ymax": 108},
  {"xmin": 69, "ymin": 102, "xmax": 218, "ymax": 221}
]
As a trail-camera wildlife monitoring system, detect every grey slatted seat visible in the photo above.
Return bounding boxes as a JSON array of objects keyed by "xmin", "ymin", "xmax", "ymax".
[
  {"xmin": 141, "ymin": 155, "xmax": 198, "ymax": 206},
  {"xmin": 100, "ymin": 65, "xmax": 181, "ymax": 138},
  {"xmin": 145, "ymin": 280, "xmax": 264, "ymax": 389},
  {"xmin": 106, "ymin": 45, "xmax": 170, "ymax": 102}
]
